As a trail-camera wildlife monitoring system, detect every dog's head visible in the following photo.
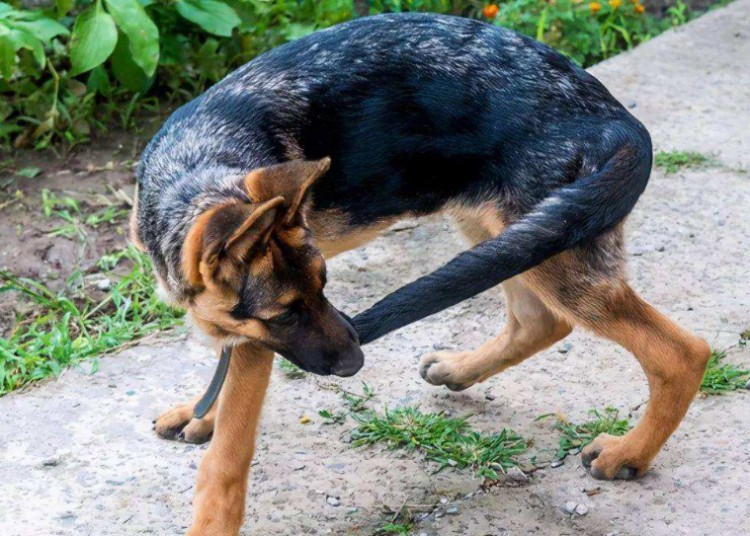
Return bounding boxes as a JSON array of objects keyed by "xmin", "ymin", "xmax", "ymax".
[{"xmin": 182, "ymin": 158, "xmax": 363, "ymax": 377}]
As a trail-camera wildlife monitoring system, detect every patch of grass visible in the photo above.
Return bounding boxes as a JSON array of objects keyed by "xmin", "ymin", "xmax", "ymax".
[
  {"xmin": 374, "ymin": 522, "xmax": 413, "ymax": 536},
  {"xmin": 0, "ymin": 246, "xmax": 184, "ymax": 394},
  {"xmin": 319, "ymin": 383, "xmax": 375, "ymax": 425},
  {"xmin": 41, "ymin": 189, "xmax": 128, "ymax": 242},
  {"xmin": 700, "ymin": 349, "xmax": 750, "ymax": 395},
  {"xmin": 654, "ymin": 150, "xmax": 713, "ymax": 174},
  {"xmin": 352, "ymin": 406, "xmax": 526, "ymax": 480},
  {"xmin": 276, "ymin": 357, "xmax": 307, "ymax": 380},
  {"xmin": 543, "ymin": 407, "xmax": 631, "ymax": 460}
]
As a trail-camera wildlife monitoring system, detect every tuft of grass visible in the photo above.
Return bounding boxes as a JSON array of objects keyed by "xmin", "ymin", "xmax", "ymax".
[
  {"xmin": 0, "ymin": 246, "xmax": 184, "ymax": 395},
  {"xmin": 654, "ymin": 150, "xmax": 712, "ymax": 174},
  {"xmin": 700, "ymin": 349, "xmax": 750, "ymax": 395},
  {"xmin": 319, "ymin": 383, "xmax": 375, "ymax": 425},
  {"xmin": 352, "ymin": 406, "xmax": 526, "ymax": 480},
  {"xmin": 544, "ymin": 407, "xmax": 631, "ymax": 460},
  {"xmin": 374, "ymin": 522, "xmax": 413, "ymax": 535},
  {"xmin": 277, "ymin": 358, "xmax": 307, "ymax": 379}
]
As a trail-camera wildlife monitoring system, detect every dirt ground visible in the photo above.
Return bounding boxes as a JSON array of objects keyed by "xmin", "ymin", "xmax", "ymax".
[{"xmin": 1, "ymin": 1, "xmax": 749, "ymax": 535}]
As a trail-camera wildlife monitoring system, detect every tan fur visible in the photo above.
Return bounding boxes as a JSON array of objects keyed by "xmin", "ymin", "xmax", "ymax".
[
  {"xmin": 128, "ymin": 183, "xmax": 147, "ymax": 252},
  {"xmin": 187, "ymin": 343, "xmax": 274, "ymax": 536}
]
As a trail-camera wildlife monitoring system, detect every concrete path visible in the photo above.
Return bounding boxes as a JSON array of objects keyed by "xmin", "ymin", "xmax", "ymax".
[{"xmin": 2, "ymin": 2, "xmax": 749, "ymax": 535}]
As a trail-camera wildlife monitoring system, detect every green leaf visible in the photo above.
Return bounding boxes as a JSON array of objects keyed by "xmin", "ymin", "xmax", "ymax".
[
  {"xmin": 104, "ymin": 0, "xmax": 159, "ymax": 76},
  {"xmin": 174, "ymin": 0, "xmax": 240, "ymax": 37},
  {"xmin": 69, "ymin": 4, "xmax": 118, "ymax": 76},
  {"xmin": 87, "ymin": 65, "xmax": 111, "ymax": 96},
  {"xmin": 110, "ymin": 31, "xmax": 153, "ymax": 93},
  {"xmin": 6, "ymin": 28, "xmax": 45, "ymax": 67},
  {"xmin": 7, "ymin": 18, "xmax": 69, "ymax": 42},
  {"xmin": 17, "ymin": 166, "xmax": 42, "ymax": 178},
  {"xmin": 55, "ymin": 0, "xmax": 74, "ymax": 18}
]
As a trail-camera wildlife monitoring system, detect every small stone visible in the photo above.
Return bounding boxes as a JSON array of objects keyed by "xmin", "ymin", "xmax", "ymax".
[
  {"xmin": 446, "ymin": 459, "xmax": 457, "ymax": 467},
  {"xmin": 95, "ymin": 278, "xmax": 112, "ymax": 291},
  {"xmin": 446, "ymin": 506, "xmax": 460, "ymax": 515},
  {"xmin": 550, "ymin": 460, "xmax": 564, "ymax": 468},
  {"xmin": 744, "ymin": 378, "xmax": 750, "ymax": 390},
  {"xmin": 326, "ymin": 495, "xmax": 340, "ymax": 507},
  {"xmin": 485, "ymin": 393, "xmax": 496, "ymax": 401},
  {"xmin": 299, "ymin": 415, "xmax": 311, "ymax": 425},
  {"xmin": 557, "ymin": 342, "xmax": 572, "ymax": 354},
  {"xmin": 291, "ymin": 462, "xmax": 306, "ymax": 471},
  {"xmin": 507, "ymin": 466, "xmax": 529, "ymax": 482},
  {"xmin": 626, "ymin": 100, "xmax": 637, "ymax": 109},
  {"xmin": 575, "ymin": 504, "xmax": 589, "ymax": 516},
  {"xmin": 563, "ymin": 501, "xmax": 578, "ymax": 515}
]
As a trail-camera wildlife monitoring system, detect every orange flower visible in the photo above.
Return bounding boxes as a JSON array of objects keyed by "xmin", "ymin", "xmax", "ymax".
[
  {"xmin": 483, "ymin": 4, "xmax": 500, "ymax": 18},
  {"xmin": 609, "ymin": 0, "xmax": 622, "ymax": 8},
  {"xmin": 633, "ymin": 2, "xmax": 645, "ymax": 12},
  {"xmin": 589, "ymin": 1, "xmax": 601, "ymax": 13}
]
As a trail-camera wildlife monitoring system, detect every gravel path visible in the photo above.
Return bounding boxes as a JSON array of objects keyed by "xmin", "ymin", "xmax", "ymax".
[{"xmin": 1, "ymin": 2, "xmax": 749, "ymax": 535}]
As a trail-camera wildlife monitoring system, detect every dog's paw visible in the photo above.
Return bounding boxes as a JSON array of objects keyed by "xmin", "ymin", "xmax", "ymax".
[
  {"xmin": 154, "ymin": 403, "xmax": 214, "ymax": 444},
  {"xmin": 581, "ymin": 433, "xmax": 645, "ymax": 480},
  {"xmin": 418, "ymin": 351, "xmax": 476, "ymax": 391}
]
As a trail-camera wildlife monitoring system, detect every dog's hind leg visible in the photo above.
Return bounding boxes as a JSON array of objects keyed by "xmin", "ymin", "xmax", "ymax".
[
  {"xmin": 419, "ymin": 275, "xmax": 572, "ymax": 390},
  {"xmin": 188, "ymin": 342, "xmax": 273, "ymax": 536},
  {"xmin": 420, "ymin": 209, "xmax": 572, "ymax": 390},
  {"xmin": 524, "ymin": 237, "xmax": 710, "ymax": 480},
  {"xmin": 154, "ymin": 395, "xmax": 216, "ymax": 444}
]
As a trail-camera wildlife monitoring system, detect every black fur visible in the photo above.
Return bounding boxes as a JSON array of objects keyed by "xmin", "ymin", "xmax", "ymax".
[{"xmin": 137, "ymin": 13, "xmax": 652, "ymax": 349}]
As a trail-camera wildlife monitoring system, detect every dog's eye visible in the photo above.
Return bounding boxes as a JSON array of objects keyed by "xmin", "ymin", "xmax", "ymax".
[{"xmin": 268, "ymin": 303, "xmax": 301, "ymax": 325}]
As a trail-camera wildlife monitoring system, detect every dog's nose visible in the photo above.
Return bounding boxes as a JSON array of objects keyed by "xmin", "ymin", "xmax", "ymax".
[{"xmin": 332, "ymin": 347, "xmax": 364, "ymax": 377}]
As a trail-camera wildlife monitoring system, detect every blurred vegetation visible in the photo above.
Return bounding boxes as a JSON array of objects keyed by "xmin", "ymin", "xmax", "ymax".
[{"xmin": 0, "ymin": 0, "xmax": 707, "ymax": 151}]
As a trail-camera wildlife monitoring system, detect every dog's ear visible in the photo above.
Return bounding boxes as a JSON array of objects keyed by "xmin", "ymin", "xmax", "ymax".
[
  {"xmin": 244, "ymin": 157, "xmax": 331, "ymax": 226},
  {"xmin": 183, "ymin": 197, "xmax": 284, "ymax": 288}
]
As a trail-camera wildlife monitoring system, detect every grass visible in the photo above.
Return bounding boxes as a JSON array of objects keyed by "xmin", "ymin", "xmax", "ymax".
[
  {"xmin": 700, "ymin": 349, "xmax": 750, "ymax": 395},
  {"xmin": 0, "ymin": 246, "xmax": 184, "ymax": 394},
  {"xmin": 352, "ymin": 406, "xmax": 527, "ymax": 480},
  {"xmin": 543, "ymin": 407, "xmax": 631, "ymax": 460},
  {"xmin": 276, "ymin": 357, "xmax": 307, "ymax": 379},
  {"xmin": 654, "ymin": 150, "xmax": 713, "ymax": 174},
  {"xmin": 374, "ymin": 522, "xmax": 414, "ymax": 535},
  {"xmin": 319, "ymin": 382, "xmax": 375, "ymax": 425}
]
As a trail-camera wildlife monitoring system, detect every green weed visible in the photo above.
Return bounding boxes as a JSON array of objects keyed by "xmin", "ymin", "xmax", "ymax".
[
  {"xmin": 700, "ymin": 349, "xmax": 750, "ymax": 395},
  {"xmin": 277, "ymin": 357, "xmax": 307, "ymax": 380},
  {"xmin": 543, "ymin": 407, "xmax": 631, "ymax": 460},
  {"xmin": 0, "ymin": 246, "xmax": 184, "ymax": 395},
  {"xmin": 319, "ymin": 382, "xmax": 375, "ymax": 425},
  {"xmin": 352, "ymin": 406, "xmax": 526, "ymax": 480},
  {"xmin": 655, "ymin": 150, "xmax": 713, "ymax": 174},
  {"xmin": 374, "ymin": 522, "xmax": 413, "ymax": 535}
]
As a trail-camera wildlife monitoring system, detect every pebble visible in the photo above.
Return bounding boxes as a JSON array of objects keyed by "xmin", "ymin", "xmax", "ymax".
[
  {"xmin": 507, "ymin": 466, "xmax": 529, "ymax": 482},
  {"xmin": 575, "ymin": 504, "xmax": 589, "ymax": 516},
  {"xmin": 550, "ymin": 460, "xmax": 564, "ymax": 468},
  {"xmin": 745, "ymin": 378, "xmax": 750, "ymax": 390},
  {"xmin": 325, "ymin": 495, "xmax": 340, "ymax": 507},
  {"xmin": 485, "ymin": 393, "xmax": 496, "ymax": 401},
  {"xmin": 564, "ymin": 501, "xmax": 578, "ymax": 515},
  {"xmin": 446, "ymin": 506, "xmax": 460, "ymax": 515},
  {"xmin": 558, "ymin": 342, "xmax": 573, "ymax": 354},
  {"xmin": 95, "ymin": 278, "xmax": 112, "ymax": 291}
]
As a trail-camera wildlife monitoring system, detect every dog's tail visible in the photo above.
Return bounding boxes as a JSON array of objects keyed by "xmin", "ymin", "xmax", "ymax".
[{"xmin": 353, "ymin": 124, "xmax": 652, "ymax": 344}]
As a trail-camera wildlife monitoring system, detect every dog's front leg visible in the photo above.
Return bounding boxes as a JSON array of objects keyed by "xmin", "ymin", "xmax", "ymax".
[{"xmin": 188, "ymin": 342, "xmax": 273, "ymax": 536}]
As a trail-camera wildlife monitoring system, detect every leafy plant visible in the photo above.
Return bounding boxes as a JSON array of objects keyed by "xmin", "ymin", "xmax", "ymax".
[
  {"xmin": 352, "ymin": 406, "xmax": 527, "ymax": 480},
  {"xmin": 700, "ymin": 349, "xmax": 750, "ymax": 395},
  {"xmin": 0, "ymin": 246, "xmax": 184, "ymax": 394},
  {"xmin": 1, "ymin": 0, "xmax": 708, "ymax": 150},
  {"xmin": 542, "ymin": 407, "xmax": 631, "ymax": 460},
  {"xmin": 655, "ymin": 150, "xmax": 713, "ymax": 174},
  {"xmin": 375, "ymin": 522, "xmax": 414, "ymax": 535},
  {"xmin": 277, "ymin": 356, "xmax": 307, "ymax": 379}
]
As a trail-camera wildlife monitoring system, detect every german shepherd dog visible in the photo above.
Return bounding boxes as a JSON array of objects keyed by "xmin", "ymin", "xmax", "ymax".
[{"xmin": 133, "ymin": 13, "xmax": 710, "ymax": 535}]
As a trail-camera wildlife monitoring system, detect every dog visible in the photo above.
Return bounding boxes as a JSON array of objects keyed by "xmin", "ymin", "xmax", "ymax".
[{"xmin": 132, "ymin": 13, "xmax": 710, "ymax": 535}]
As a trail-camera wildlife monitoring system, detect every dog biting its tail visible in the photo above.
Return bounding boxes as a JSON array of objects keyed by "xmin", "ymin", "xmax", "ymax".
[{"xmin": 352, "ymin": 127, "xmax": 652, "ymax": 345}]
